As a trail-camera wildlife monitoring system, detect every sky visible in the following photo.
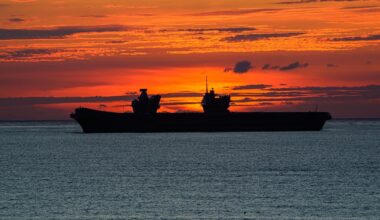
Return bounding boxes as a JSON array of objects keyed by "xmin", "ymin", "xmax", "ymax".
[{"xmin": 0, "ymin": 0, "xmax": 380, "ymax": 120}]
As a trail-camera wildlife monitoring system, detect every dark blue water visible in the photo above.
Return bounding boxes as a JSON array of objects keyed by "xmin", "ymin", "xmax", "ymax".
[{"xmin": 0, "ymin": 120, "xmax": 379, "ymax": 219}]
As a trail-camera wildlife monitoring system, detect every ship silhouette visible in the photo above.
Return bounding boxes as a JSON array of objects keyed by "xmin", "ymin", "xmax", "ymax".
[
  {"xmin": 132, "ymin": 89, "xmax": 161, "ymax": 114},
  {"xmin": 71, "ymin": 80, "xmax": 331, "ymax": 133},
  {"xmin": 202, "ymin": 77, "xmax": 230, "ymax": 114}
]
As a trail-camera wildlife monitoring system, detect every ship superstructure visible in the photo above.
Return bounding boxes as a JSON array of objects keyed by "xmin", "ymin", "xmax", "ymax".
[
  {"xmin": 131, "ymin": 89, "xmax": 161, "ymax": 114},
  {"xmin": 201, "ymin": 77, "xmax": 230, "ymax": 114}
]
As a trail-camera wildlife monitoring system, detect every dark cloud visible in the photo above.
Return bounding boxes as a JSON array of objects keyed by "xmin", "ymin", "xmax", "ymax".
[
  {"xmin": 279, "ymin": 62, "xmax": 309, "ymax": 71},
  {"xmin": 222, "ymin": 32, "xmax": 304, "ymax": 42},
  {"xmin": 227, "ymin": 85, "xmax": 380, "ymax": 109},
  {"xmin": 348, "ymin": 7, "xmax": 380, "ymax": 13},
  {"xmin": 0, "ymin": 48, "xmax": 61, "ymax": 59},
  {"xmin": 180, "ymin": 27, "xmax": 256, "ymax": 33},
  {"xmin": 106, "ymin": 40, "xmax": 126, "ymax": 44},
  {"xmin": 269, "ymin": 84, "xmax": 380, "ymax": 93},
  {"xmin": 262, "ymin": 64, "xmax": 279, "ymax": 70},
  {"xmin": 259, "ymin": 102, "xmax": 274, "ymax": 106},
  {"xmin": 233, "ymin": 60, "xmax": 253, "ymax": 73},
  {"xmin": 277, "ymin": 0, "xmax": 362, "ymax": 5},
  {"xmin": 160, "ymin": 27, "xmax": 256, "ymax": 33},
  {"xmin": 341, "ymin": 5, "xmax": 379, "ymax": 10},
  {"xmin": 79, "ymin": 15, "xmax": 108, "ymax": 18},
  {"xmin": 261, "ymin": 62, "xmax": 308, "ymax": 71},
  {"xmin": 327, "ymin": 63, "xmax": 337, "ymax": 67},
  {"xmin": 0, "ymin": 25, "xmax": 128, "ymax": 40},
  {"xmin": 233, "ymin": 84, "xmax": 272, "ymax": 90},
  {"xmin": 8, "ymin": 17, "xmax": 25, "ymax": 23},
  {"xmin": 189, "ymin": 8, "xmax": 281, "ymax": 16},
  {"xmin": 262, "ymin": 64, "xmax": 271, "ymax": 70},
  {"xmin": 331, "ymin": 34, "xmax": 380, "ymax": 41}
]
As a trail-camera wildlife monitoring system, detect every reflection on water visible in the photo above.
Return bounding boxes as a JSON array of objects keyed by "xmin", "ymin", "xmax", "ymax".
[{"xmin": 0, "ymin": 120, "xmax": 379, "ymax": 219}]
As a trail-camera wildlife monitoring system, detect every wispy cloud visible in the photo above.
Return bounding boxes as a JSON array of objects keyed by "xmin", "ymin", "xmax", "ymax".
[
  {"xmin": 327, "ymin": 63, "xmax": 337, "ymax": 67},
  {"xmin": 331, "ymin": 34, "xmax": 380, "ymax": 41},
  {"xmin": 8, "ymin": 17, "xmax": 25, "ymax": 23},
  {"xmin": 189, "ymin": 8, "xmax": 281, "ymax": 16},
  {"xmin": 261, "ymin": 62, "xmax": 309, "ymax": 71},
  {"xmin": 222, "ymin": 32, "xmax": 304, "ymax": 42},
  {"xmin": 277, "ymin": 0, "xmax": 363, "ymax": 5},
  {"xmin": 163, "ymin": 27, "xmax": 257, "ymax": 33},
  {"xmin": 0, "ymin": 49, "xmax": 61, "ymax": 59},
  {"xmin": 279, "ymin": 62, "xmax": 309, "ymax": 71},
  {"xmin": 2, "ymin": 85, "xmax": 379, "ymax": 107},
  {"xmin": 232, "ymin": 84, "xmax": 272, "ymax": 90},
  {"xmin": 79, "ymin": 15, "xmax": 108, "ymax": 18},
  {"xmin": 11, "ymin": 0, "xmax": 37, "ymax": 2},
  {"xmin": 0, "ymin": 25, "xmax": 128, "ymax": 40}
]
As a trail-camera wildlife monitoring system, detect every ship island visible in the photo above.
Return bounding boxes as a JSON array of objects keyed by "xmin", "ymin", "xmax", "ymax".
[{"xmin": 71, "ymin": 82, "xmax": 332, "ymax": 133}]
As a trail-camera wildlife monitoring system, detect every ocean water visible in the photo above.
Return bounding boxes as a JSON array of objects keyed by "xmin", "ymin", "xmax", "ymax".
[{"xmin": 0, "ymin": 120, "xmax": 379, "ymax": 220}]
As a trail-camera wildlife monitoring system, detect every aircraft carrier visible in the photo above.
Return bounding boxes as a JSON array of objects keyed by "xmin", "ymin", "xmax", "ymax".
[{"xmin": 71, "ymin": 80, "xmax": 331, "ymax": 133}]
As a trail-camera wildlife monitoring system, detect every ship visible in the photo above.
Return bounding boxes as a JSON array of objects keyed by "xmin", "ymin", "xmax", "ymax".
[{"xmin": 71, "ymin": 82, "xmax": 332, "ymax": 133}]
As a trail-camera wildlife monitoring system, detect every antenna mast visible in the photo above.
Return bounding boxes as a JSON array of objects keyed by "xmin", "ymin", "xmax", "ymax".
[{"xmin": 206, "ymin": 76, "xmax": 209, "ymax": 93}]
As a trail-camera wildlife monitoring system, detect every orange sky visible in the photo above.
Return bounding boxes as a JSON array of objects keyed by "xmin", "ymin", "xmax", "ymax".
[{"xmin": 0, "ymin": 0, "xmax": 380, "ymax": 119}]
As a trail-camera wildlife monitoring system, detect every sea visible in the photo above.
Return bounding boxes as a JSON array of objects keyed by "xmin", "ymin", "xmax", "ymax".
[{"xmin": 0, "ymin": 120, "xmax": 379, "ymax": 220}]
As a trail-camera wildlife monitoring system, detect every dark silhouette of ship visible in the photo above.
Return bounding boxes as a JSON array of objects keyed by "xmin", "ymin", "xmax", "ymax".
[
  {"xmin": 202, "ymin": 77, "xmax": 230, "ymax": 114},
  {"xmin": 71, "ymin": 80, "xmax": 331, "ymax": 133},
  {"xmin": 132, "ymin": 89, "xmax": 161, "ymax": 114}
]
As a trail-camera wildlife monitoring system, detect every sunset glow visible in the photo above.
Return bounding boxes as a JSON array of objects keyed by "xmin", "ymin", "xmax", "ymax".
[{"xmin": 1, "ymin": 0, "xmax": 380, "ymax": 119}]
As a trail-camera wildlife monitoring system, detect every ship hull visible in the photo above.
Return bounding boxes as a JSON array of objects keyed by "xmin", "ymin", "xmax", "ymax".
[{"xmin": 71, "ymin": 108, "xmax": 332, "ymax": 133}]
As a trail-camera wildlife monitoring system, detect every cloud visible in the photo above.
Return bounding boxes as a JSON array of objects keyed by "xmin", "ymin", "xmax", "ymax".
[
  {"xmin": 269, "ymin": 84, "xmax": 380, "ymax": 93},
  {"xmin": 262, "ymin": 64, "xmax": 283, "ymax": 70},
  {"xmin": 233, "ymin": 60, "xmax": 253, "ymax": 73},
  {"xmin": 106, "ymin": 40, "xmax": 126, "ymax": 44},
  {"xmin": 261, "ymin": 62, "xmax": 308, "ymax": 71},
  {"xmin": 222, "ymin": 32, "xmax": 304, "ymax": 42},
  {"xmin": 232, "ymin": 84, "xmax": 272, "ymax": 90},
  {"xmin": 0, "ymin": 25, "xmax": 128, "ymax": 40},
  {"xmin": 262, "ymin": 64, "xmax": 271, "ymax": 70},
  {"xmin": 79, "ymin": 15, "xmax": 108, "ymax": 18},
  {"xmin": 0, "ymin": 48, "xmax": 61, "ymax": 59},
  {"xmin": 11, "ymin": 0, "xmax": 37, "ymax": 2},
  {"xmin": 8, "ymin": 18, "xmax": 25, "ymax": 23},
  {"xmin": 179, "ymin": 27, "xmax": 256, "ymax": 33},
  {"xmin": 344, "ymin": 7, "xmax": 380, "ymax": 13},
  {"xmin": 3, "ymin": 85, "xmax": 379, "ymax": 107},
  {"xmin": 327, "ymin": 63, "xmax": 337, "ymax": 67},
  {"xmin": 279, "ymin": 62, "xmax": 309, "ymax": 71},
  {"xmin": 341, "ymin": 5, "xmax": 379, "ymax": 10},
  {"xmin": 0, "ymin": 96, "xmax": 134, "ymax": 106},
  {"xmin": 277, "ymin": 0, "xmax": 362, "ymax": 4},
  {"xmin": 331, "ymin": 34, "xmax": 380, "ymax": 41},
  {"xmin": 189, "ymin": 8, "xmax": 281, "ymax": 16}
]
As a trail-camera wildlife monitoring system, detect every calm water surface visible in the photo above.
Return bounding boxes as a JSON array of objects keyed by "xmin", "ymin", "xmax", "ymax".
[{"xmin": 0, "ymin": 120, "xmax": 379, "ymax": 219}]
